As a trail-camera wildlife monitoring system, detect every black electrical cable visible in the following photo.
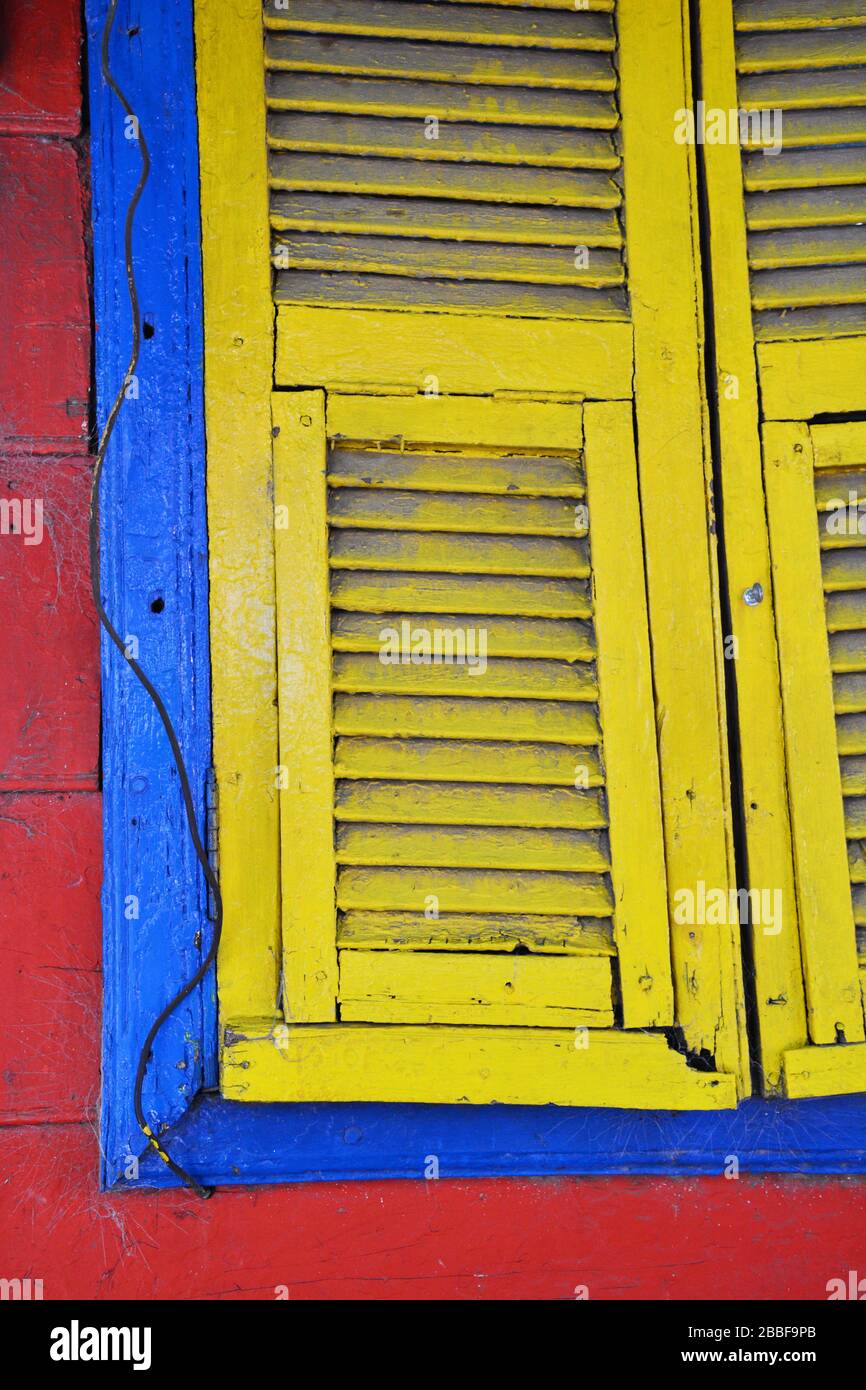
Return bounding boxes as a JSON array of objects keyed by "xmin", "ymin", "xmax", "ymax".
[{"xmin": 92, "ymin": 0, "xmax": 221, "ymax": 1199}]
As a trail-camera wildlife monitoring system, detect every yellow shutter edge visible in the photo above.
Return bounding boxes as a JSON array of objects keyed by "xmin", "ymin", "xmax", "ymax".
[
  {"xmin": 619, "ymin": 0, "xmax": 748, "ymax": 1087},
  {"xmin": 583, "ymin": 402, "xmax": 674, "ymax": 1027},
  {"xmin": 698, "ymin": 0, "xmax": 808, "ymax": 1090},
  {"xmin": 195, "ymin": 0, "xmax": 281, "ymax": 1019},
  {"xmin": 783, "ymin": 1042, "xmax": 866, "ymax": 1101},
  {"xmin": 222, "ymin": 1022, "xmax": 738, "ymax": 1110},
  {"xmin": 273, "ymin": 392, "xmax": 339, "ymax": 1021},
  {"xmin": 764, "ymin": 421, "xmax": 865, "ymax": 1045}
]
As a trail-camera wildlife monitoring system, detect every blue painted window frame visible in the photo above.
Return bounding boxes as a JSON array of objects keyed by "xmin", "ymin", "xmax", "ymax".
[{"xmin": 89, "ymin": 0, "xmax": 866, "ymax": 1190}]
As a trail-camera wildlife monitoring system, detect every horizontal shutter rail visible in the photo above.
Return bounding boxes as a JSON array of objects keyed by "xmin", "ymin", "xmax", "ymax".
[
  {"xmin": 734, "ymin": 3, "xmax": 866, "ymax": 339},
  {"xmin": 336, "ymin": 909, "xmax": 616, "ymax": 955},
  {"xmin": 263, "ymin": 0, "xmax": 616, "ymax": 50},
  {"xmin": 262, "ymin": 1, "xmax": 628, "ymax": 319},
  {"xmin": 337, "ymin": 951, "xmax": 615, "ymax": 1027}
]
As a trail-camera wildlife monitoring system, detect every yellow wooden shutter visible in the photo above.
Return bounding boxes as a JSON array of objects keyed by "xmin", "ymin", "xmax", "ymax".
[
  {"xmin": 765, "ymin": 420, "xmax": 866, "ymax": 1095},
  {"xmin": 197, "ymin": 0, "xmax": 749, "ymax": 1107},
  {"xmin": 273, "ymin": 390, "xmax": 673, "ymax": 1038},
  {"xmin": 700, "ymin": 0, "xmax": 866, "ymax": 1097}
]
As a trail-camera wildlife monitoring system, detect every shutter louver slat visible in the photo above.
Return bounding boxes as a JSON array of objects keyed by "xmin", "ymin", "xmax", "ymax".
[
  {"xmin": 734, "ymin": 2, "xmax": 866, "ymax": 339},
  {"xmin": 333, "ymin": 692, "xmax": 598, "ymax": 741},
  {"xmin": 263, "ymin": 1, "xmax": 616, "ymax": 48},
  {"xmin": 735, "ymin": 1, "xmax": 866, "ymax": 29},
  {"xmin": 336, "ymin": 911, "xmax": 616, "ymax": 955},
  {"xmin": 263, "ymin": 0, "xmax": 628, "ymax": 319}
]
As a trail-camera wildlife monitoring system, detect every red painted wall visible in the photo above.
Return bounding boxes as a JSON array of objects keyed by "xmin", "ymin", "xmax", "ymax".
[{"xmin": 2, "ymin": 0, "xmax": 864, "ymax": 1301}]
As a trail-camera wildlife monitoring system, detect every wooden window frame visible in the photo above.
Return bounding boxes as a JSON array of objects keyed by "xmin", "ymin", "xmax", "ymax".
[
  {"xmin": 202, "ymin": 0, "xmax": 744, "ymax": 1107},
  {"xmin": 92, "ymin": 0, "xmax": 866, "ymax": 1187}
]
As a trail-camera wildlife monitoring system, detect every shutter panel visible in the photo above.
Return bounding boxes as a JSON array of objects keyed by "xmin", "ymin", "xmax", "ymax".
[
  {"xmin": 264, "ymin": 0, "xmax": 628, "ymax": 322},
  {"xmin": 732, "ymin": 0, "xmax": 866, "ymax": 414},
  {"xmin": 273, "ymin": 393, "xmax": 671, "ymax": 1034},
  {"xmin": 764, "ymin": 420, "xmax": 866, "ymax": 1096},
  {"xmin": 700, "ymin": 0, "xmax": 866, "ymax": 1096},
  {"xmin": 199, "ymin": 0, "xmax": 749, "ymax": 1106},
  {"xmin": 736, "ymin": 0, "xmax": 866, "ymax": 343}
]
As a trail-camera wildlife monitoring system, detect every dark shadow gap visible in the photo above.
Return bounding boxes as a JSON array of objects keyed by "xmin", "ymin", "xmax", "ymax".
[{"xmin": 687, "ymin": 0, "xmax": 762, "ymax": 1095}]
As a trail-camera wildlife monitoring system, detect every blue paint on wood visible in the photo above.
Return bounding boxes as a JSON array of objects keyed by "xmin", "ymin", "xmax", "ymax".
[
  {"xmin": 132, "ymin": 1093, "xmax": 866, "ymax": 1185},
  {"xmin": 88, "ymin": 0, "xmax": 215, "ymax": 1186},
  {"xmin": 89, "ymin": 0, "xmax": 866, "ymax": 1190}
]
